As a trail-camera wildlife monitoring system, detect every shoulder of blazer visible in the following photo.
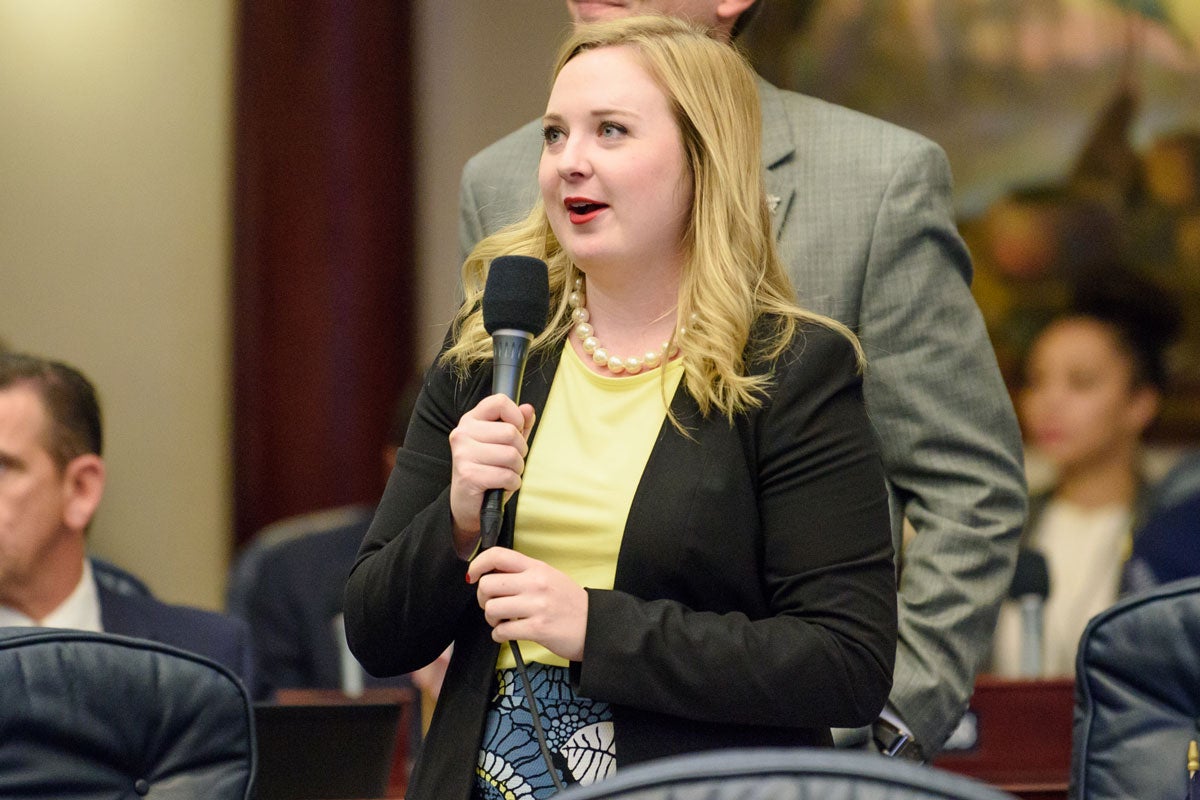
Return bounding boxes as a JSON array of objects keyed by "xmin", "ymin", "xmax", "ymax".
[
  {"xmin": 757, "ymin": 75, "xmax": 941, "ymax": 168},
  {"xmin": 744, "ymin": 315, "xmax": 857, "ymax": 379},
  {"xmin": 728, "ymin": 317, "xmax": 861, "ymax": 455}
]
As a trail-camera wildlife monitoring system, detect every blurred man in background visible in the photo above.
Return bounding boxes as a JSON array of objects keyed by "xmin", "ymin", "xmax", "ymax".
[{"xmin": 0, "ymin": 352, "xmax": 256, "ymax": 690}]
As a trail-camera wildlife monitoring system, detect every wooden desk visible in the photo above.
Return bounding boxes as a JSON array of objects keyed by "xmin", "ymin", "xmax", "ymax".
[
  {"xmin": 933, "ymin": 676, "xmax": 1074, "ymax": 800},
  {"xmin": 275, "ymin": 687, "xmax": 417, "ymax": 799}
]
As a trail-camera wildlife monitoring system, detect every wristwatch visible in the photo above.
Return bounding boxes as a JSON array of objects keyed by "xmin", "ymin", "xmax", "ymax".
[{"xmin": 871, "ymin": 718, "xmax": 925, "ymax": 762}]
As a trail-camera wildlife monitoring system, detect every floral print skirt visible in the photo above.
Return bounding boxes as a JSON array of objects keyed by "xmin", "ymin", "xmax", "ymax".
[{"xmin": 472, "ymin": 663, "xmax": 615, "ymax": 799}]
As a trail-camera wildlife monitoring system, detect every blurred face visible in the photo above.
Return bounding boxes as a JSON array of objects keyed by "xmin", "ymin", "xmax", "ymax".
[
  {"xmin": 1019, "ymin": 318, "xmax": 1156, "ymax": 472},
  {"xmin": 539, "ymin": 45, "xmax": 692, "ymax": 275},
  {"xmin": 0, "ymin": 386, "xmax": 75, "ymax": 600},
  {"xmin": 568, "ymin": 0, "xmax": 723, "ymax": 27}
]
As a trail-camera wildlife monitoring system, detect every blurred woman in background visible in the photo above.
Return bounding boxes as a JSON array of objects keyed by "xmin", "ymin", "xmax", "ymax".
[{"xmin": 989, "ymin": 268, "xmax": 1181, "ymax": 677}]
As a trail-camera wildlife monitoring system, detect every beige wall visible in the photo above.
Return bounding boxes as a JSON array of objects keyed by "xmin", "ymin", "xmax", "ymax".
[
  {"xmin": 0, "ymin": 2, "xmax": 568, "ymax": 609},
  {"xmin": 0, "ymin": 1, "xmax": 235, "ymax": 608}
]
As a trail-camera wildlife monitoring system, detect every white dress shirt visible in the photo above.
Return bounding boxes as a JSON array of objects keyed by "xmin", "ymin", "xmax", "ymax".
[{"xmin": 0, "ymin": 559, "xmax": 103, "ymax": 632}]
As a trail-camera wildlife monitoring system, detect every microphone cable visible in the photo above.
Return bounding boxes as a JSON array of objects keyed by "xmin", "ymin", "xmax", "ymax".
[
  {"xmin": 510, "ymin": 641, "xmax": 566, "ymax": 793},
  {"xmin": 479, "ymin": 514, "xmax": 567, "ymax": 795}
]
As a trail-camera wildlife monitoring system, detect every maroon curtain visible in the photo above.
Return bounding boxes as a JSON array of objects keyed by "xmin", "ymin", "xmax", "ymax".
[{"xmin": 233, "ymin": 1, "xmax": 415, "ymax": 545}]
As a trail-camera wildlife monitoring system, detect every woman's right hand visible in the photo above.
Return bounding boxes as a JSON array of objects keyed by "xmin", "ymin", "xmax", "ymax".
[{"xmin": 447, "ymin": 393, "xmax": 535, "ymax": 558}]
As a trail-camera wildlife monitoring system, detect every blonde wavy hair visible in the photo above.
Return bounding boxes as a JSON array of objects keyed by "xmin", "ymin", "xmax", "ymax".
[{"xmin": 443, "ymin": 14, "xmax": 861, "ymax": 422}]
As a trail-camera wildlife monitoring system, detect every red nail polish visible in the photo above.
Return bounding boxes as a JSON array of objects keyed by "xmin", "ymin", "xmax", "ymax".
[{"xmin": 465, "ymin": 572, "xmax": 472, "ymax": 584}]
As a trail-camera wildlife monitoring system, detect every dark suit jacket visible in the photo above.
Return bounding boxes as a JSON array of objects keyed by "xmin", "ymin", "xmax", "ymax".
[
  {"xmin": 1124, "ymin": 492, "xmax": 1200, "ymax": 589},
  {"xmin": 99, "ymin": 582, "xmax": 258, "ymax": 697},
  {"xmin": 239, "ymin": 513, "xmax": 411, "ymax": 694},
  {"xmin": 345, "ymin": 323, "xmax": 896, "ymax": 800}
]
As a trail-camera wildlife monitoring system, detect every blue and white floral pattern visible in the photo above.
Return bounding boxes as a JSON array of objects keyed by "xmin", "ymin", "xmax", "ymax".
[{"xmin": 473, "ymin": 664, "xmax": 615, "ymax": 799}]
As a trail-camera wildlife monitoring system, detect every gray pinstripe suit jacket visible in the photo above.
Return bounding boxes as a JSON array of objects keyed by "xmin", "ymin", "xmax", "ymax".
[{"xmin": 455, "ymin": 77, "xmax": 1027, "ymax": 754}]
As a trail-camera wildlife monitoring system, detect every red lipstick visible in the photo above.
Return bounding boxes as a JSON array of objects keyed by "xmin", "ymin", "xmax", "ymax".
[{"xmin": 564, "ymin": 196, "xmax": 608, "ymax": 225}]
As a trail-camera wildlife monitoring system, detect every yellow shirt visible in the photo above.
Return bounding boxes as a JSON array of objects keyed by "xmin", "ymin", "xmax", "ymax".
[{"xmin": 497, "ymin": 341, "xmax": 684, "ymax": 668}]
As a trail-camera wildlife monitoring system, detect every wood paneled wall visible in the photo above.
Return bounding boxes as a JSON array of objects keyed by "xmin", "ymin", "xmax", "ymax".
[{"xmin": 233, "ymin": 2, "xmax": 416, "ymax": 544}]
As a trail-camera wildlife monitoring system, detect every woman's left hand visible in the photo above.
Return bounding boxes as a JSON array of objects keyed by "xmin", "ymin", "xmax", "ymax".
[{"xmin": 467, "ymin": 547, "xmax": 588, "ymax": 662}]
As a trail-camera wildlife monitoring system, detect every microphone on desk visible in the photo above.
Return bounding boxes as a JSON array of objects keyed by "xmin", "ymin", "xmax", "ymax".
[
  {"xmin": 479, "ymin": 255, "xmax": 550, "ymax": 550},
  {"xmin": 1008, "ymin": 548, "xmax": 1050, "ymax": 678},
  {"xmin": 331, "ymin": 613, "xmax": 364, "ymax": 698}
]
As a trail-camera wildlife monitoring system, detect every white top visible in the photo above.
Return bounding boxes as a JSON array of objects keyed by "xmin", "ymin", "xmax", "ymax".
[
  {"xmin": 991, "ymin": 499, "xmax": 1131, "ymax": 677},
  {"xmin": 0, "ymin": 559, "xmax": 102, "ymax": 632}
]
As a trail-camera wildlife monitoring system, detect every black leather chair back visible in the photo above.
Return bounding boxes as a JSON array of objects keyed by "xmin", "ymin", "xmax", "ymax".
[
  {"xmin": 0, "ymin": 627, "xmax": 256, "ymax": 800},
  {"xmin": 553, "ymin": 748, "xmax": 1019, "ymax": 799},
  {"xmin": 1071, "ymin": 575, "xmax": 1200, "ymax": 800}
]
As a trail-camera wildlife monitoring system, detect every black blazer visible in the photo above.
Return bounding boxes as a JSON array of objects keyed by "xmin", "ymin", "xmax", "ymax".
[
  {"xmin": 237, "ymin": 513, "xmax": 410, "ymax": 695},
  {"xmin": 345, "ymin": 322, "xmax": 896, "ymax": 800}
]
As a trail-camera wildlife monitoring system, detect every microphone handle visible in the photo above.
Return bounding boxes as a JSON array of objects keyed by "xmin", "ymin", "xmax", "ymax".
[
  {"xmin": 478, "ymin": 330, "xmax": 534, "ymax": 551},
  {"xmin": 480, "ymin": 489, "xmax": 504, "ymax": 550},
  {"xmin": 1018, "ymin": 594, "xmax": 1043, "ymax": 678},
  {"xmin": 491, "ymin": 330, "xmax": 533, "ymax": 402}
]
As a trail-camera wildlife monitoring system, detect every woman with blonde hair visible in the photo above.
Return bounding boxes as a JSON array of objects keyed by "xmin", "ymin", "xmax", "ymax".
[{"xmin": 346, "ymin": 15, "xmax": 896, "ymax": 799}]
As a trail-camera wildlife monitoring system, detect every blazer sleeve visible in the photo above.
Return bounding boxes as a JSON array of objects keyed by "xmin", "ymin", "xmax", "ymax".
[
  {"xmin": 343, "ymin": 359, "xmax": 483, "ymax": 677},
  {"xmin": 578, "ymin": 328, "xmax": 897, "ymax": 730},
  {"xmin": 859, "ymin": 138, "xmax": 1027, "ymax": 750}
]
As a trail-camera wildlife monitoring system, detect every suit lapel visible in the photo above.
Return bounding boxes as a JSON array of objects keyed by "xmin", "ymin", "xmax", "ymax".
[
  {"xmin": 758, "ymin": 78, "xmax": 797, "ymax": 243},
  {"xmin": 97, "ymin": 584, "xmax": 155, "ymax": 639},
  {"xmin": 613, "ymin": 381, "xmax": 705, "ymax": 591}
]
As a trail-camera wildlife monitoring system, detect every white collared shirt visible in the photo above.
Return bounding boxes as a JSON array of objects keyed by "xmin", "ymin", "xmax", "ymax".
[{"xmin": 0, "ymin": 559, "xmax": 103, "ymax": 632}]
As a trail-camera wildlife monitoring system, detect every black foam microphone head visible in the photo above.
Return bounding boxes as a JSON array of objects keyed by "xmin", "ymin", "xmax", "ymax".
[
  {"xmin": 1009, "ymin": 548, "xmax": 1050, "ymax": 600},
  {"xmin": 483, "ymin": 256, "xmax": 550, "ymax": 336}
]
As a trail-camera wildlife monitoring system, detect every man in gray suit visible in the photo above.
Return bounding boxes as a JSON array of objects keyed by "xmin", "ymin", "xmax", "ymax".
[{"xmin": 457, "ymin": 0, "xmax": 1026, "ymax": 760}]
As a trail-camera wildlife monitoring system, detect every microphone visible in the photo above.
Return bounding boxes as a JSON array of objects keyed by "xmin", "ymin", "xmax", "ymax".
[
  {"xmin": 1008, "ymin": 548, "xmax": 1050, "ymax": 677},
  {"xmin": 330, "ymin": 613, "xmax": 364, "ymax": 698},
  {"xmin": 479, "ymin": 255, "xmax": 550, "ymax": 550}
]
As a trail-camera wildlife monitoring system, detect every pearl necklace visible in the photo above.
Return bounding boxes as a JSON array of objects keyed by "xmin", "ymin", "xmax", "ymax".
[{"xmin": 567, "ymin": 276, "xmax": 679, "ymax": 375}]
